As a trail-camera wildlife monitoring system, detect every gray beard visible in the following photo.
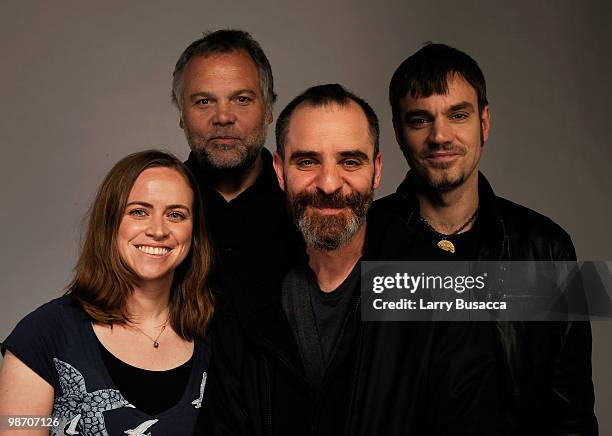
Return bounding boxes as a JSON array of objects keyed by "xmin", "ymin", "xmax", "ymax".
[
  {"xmin": 192, "ymin": 143, "xmax": 261, "ymax": 172},
  {"xmin": 297, "ymin": 210, "xmax": 366, "ymax": 251},
  {"xmin": 289, "ymin": 190, "xmax": 373, "ymax": 251},
  {"xmin": 186, "ymin": 125, "xmax": 267, "ymax": 172}
]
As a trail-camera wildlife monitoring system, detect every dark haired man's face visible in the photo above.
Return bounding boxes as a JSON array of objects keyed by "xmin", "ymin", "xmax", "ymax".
[
  {"xmin": 394, "ymin": 75, "xmax": 489, "ymax": 192},
  {"xmin": 180, "ymin": 50, "xmax": 272, "ymax": 171},
  {"xmin": 273, "ymin": 102, "xmax": 382, "ymax": 251}
]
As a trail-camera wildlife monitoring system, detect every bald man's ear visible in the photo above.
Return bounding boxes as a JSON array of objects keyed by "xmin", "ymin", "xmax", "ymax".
[
  {"xmin": 273, "ymin": 151, "xmax": 286, "ymax": 192},
  {"xmin": 373, "ymin": 151, "xmax": 383, "ymax": 189}
]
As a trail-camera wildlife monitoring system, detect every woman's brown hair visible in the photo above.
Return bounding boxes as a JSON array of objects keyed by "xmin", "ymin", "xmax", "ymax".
[{"xmin": 68, "ymin": 150, "xmax": 214, "ymax": 340}]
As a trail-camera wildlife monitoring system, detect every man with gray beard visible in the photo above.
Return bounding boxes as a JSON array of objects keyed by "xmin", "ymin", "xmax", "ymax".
[
  {"xmin": 199, "ymin": 84, "xmax": 501, "ymax": 436},
  {"xmin": 171, "ymin": 30, "xmax": 302, "ymax": 310},
  {"xmin": 272, "ymin": 84, "xmax": 381, "ymax": 370}
]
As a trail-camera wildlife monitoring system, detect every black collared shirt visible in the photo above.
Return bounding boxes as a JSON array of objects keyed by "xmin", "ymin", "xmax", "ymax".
[{"xmin": 186, "ymin": 148, "xmax": 304, "ymax": 313}]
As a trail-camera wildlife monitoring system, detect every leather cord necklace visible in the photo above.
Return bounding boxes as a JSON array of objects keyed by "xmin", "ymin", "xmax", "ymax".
[{"xmin": 419, "ymin": 206, "xmax": 479, "ymax": 254}]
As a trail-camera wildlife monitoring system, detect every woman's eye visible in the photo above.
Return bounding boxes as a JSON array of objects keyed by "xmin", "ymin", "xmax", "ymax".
[
  {"xmin": 168, "ymin": 211, "xmax": 186, "ymax": 221},
  {"xmin": 128, "ymin": 209, "xmax": 147, "ymax": 217}
]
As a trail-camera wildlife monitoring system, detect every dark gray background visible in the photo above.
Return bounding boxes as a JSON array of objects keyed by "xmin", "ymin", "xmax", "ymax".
[{"xmin": 1, "ymin": 0, "xmax": 610, "ymax": 430}]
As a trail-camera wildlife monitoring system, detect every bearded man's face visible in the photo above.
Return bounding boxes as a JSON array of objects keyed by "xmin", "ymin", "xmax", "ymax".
[{"xmin": 273, "ymin": 101, "xmax": 382, "ymax": 251}]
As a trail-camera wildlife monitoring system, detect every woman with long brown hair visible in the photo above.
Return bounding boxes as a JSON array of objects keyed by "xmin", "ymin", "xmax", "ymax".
[{"xmin": 0, "ymin": 150, "xmax": 214, "ymax": 435}]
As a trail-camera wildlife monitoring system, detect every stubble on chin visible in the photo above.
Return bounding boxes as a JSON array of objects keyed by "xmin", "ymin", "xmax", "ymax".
[
  {"xmin": 425, "ymin": 170, "xmax": 465, "ymax": 192},
  {"xmin": 409, "ymin": 149, "xmax": 468, "ymax": 192},
  {"xmin": 195, "ymin": 142, "xmax": 252, "ymax": 171},
  {"xmin": 185, "ymin": 126, "xmax": 267, "ymax": 172}
]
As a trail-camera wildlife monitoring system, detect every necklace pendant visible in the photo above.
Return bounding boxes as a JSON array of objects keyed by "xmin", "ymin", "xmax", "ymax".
[
  {"xmin": 437, "ymin": 239, "xmax": 455, "ymax": 254},
  {"xmin": 153, "ymin": 341, "xmax": 159, "ymax": 348}
]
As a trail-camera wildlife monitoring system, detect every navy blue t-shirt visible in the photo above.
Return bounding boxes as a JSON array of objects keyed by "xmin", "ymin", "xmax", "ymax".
[{"xmin": 1, "ymin": 295, "xmax": 210, "ymax": 436}]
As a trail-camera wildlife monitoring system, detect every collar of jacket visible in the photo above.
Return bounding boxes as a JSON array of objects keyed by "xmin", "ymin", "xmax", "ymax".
[
  {"xmin": 233, "ymin": 263, "xmax": 363, "ymax": 389},
  {"xmin": 394, "ymin": 171, "xmax": 509, "ymax": 260},
  {"xmin": 185, "ymin": 147, "xmax": 280, "ymax": 200}
]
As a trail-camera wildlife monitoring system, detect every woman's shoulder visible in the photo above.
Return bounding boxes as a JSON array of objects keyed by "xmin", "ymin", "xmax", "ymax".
[
  {"xmin": 2, "ymin": 294, "xmax": 88, "ymax": 359},
  {"xmin": 16, "ymin": 294, "xmax": 84, "ymax": 327},
  {"xmin": 1, "ymin": 294, "xmax": 84, "ymax": 386}
]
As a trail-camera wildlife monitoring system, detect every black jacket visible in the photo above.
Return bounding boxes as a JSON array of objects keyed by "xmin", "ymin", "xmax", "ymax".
[
  {"xmin": 372, "ymin": 172, "xmax": 598, "ymax": 436},
  {"xmin": 186, "ymin": 148, "xmax": 304, "ymax": 311},
  {"xmin": 199, "ymin": 209, "xmax": 502, "ymax": 436}
]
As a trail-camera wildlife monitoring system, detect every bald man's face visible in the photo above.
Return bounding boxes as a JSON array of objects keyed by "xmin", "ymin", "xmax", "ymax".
[{"xmin": 274, "ymin": 101, "xmax": 381, "ymax": 250}]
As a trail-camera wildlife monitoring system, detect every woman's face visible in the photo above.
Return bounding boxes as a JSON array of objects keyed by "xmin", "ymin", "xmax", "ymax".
[{"xmin": 117, "ymin": 167, "xmax": 194, "ymax": 289}]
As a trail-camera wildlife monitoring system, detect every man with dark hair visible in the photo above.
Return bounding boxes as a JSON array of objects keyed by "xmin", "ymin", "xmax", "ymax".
[
  {"xmin": 171, "ymin": 29, "xmax": 301, "ymax": 308},
  {"xmin": 199, "ymin": 84, "xmax": 501, "ymax": 435},
  {"xmin": 376, "ymin": 43, "xmax": 597, "ymax": 434}
]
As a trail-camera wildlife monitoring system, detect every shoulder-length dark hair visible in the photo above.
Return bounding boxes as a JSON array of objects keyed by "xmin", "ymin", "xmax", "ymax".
[{"xmin": 68, "ymin": 150, "xmax": 214, "ymax": 341}]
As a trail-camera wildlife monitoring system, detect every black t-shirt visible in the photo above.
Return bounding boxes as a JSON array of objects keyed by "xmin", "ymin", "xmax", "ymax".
[
  {"xmin": 96, "ymin": 336, "xmax": 193, "ymax": 416},
  {"xmin": 309, "ymin": 264, "xmax": 360, "ymax": 363},
  {"xmin": 282, "ymin": 261, "xmax": 360, "ymax": 379},
  {"xmin": 1, "ymin": 295, "xmax": 210, "ymax": 436}
]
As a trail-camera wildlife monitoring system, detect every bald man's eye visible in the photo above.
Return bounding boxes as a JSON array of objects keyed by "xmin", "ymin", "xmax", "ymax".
[
  {"xmin": 341, "ymin": 159, "xmax": 363, "ymax": 169},
  {"xmin": 296, "ymin": 158, "xmax": 317, "ymax": 169}
]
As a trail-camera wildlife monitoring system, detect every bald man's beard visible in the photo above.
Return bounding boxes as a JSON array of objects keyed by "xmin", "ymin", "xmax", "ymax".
[{"xmin": 286, "ymin": 189, "xmax": 373, "ymax": 251}]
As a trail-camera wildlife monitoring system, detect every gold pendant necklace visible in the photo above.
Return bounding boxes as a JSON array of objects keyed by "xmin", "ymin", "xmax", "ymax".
[
  {"xmin": 132, "ymin": 316, "xmax": 170, "ymax": 348},
  {"xmin": 437, "ymin": 239, "xmax": 456, "ymax": 254},
  {"xmin": 420, "ymin": 206, "xmax": 479, "ymax": 254}
]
